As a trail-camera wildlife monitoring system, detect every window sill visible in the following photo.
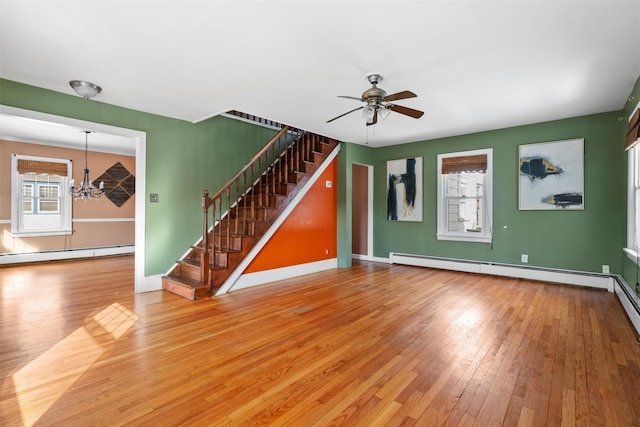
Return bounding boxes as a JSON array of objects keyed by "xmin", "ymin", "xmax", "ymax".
[
  {"xmin": 437, "ymin": 233, "xmax": 492, "ymax": 243},
  {"xmin": 624, "ymin": 247, "xmax": 640, "ymax": 265}
]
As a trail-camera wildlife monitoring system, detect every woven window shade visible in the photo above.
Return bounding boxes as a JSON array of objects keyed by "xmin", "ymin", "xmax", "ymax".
[
  {"xmin": 442, "ymin": 154, "xmax": 487, "ymax": 174},
  {"xmin": 17, "ymin": 159, "xmax": 68, "ymax": 176},
  {"xmin": 625, "ymin": 108, "xmax": 640, "ymax": 151}
]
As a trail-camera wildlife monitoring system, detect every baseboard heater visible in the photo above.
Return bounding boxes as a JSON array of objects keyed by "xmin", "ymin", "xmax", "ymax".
[
  {"xmin": 389, "ymin": 252, "xmax": 640, "ymax": 336},
  {"xmin": 0, "ymin": 245, "xmax": 135, "ymax": 265},
  {"xmin": 613, "ymin": 275, "xmax": 640, "ymax": 335}
]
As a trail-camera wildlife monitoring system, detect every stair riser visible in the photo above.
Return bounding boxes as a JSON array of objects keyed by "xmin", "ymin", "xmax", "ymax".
[
  {"xmin": 179, "ymin": 262, "xmax": 201, "ymax": 281},
  {"xmin": 214, "ymin": 252, "xmax": 228, "ymax": 268},
  {"xmin": 212, "ymin": 235, "xmax": 242, "ymax": 252},
  {"xmin": 229, "ymin": 207, "xmax": 268, "ymax": 221},
  {"xmin": 242, "ymin": 195, "xmax": 280, "ymax": 208},
  {"xmin": 216, "ymin": 220, "xmax": 257, "ymax": 236},
  {"xmin": 256, "ymin": 182, "xmax": 294, "ymax": 195},
  {"xmin": 162, "ymin": 279, "xmax": 197, "ymax": 300}
]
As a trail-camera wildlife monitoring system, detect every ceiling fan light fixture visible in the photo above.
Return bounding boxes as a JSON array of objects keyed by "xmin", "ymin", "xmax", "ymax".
[
  {"xmin": 362, "ymin": 105, "xmax": 375, "ymax": 123},
  {"xmin": 378, "ymin": 107, "xmax": 391, "ymax": 121},
  {"xmin": 327, "ymin": 73, "xmax": 424, "ymax": 126},
  {"xmin": 69, "ymin": 80, "xmax": 102, "ymax": 99}
]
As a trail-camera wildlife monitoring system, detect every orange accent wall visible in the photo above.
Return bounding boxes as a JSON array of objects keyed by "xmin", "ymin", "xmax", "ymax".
[{"xmin": 244, "ymin": 158, "xmax": 337, "ymax": 273}]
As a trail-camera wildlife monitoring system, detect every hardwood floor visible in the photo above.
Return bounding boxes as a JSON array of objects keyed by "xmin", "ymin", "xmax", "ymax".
[{"xmin": 1, "ymin": 256, "xmax": 639, "ymax": 426}]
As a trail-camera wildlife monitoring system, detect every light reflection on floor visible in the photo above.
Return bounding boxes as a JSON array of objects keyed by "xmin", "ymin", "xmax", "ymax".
[{"xmin": 9, "ymin": 302, "xmax": 138, "ymax": 426}]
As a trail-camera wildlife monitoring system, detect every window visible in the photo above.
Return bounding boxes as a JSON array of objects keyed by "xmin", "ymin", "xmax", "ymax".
[
  {"xmin": 625, "ymin": 106, "xmax": 640, "ymax": 264},
  {"xmin": 437, "ymin": 148, "xmax": 493, "ymax": 243},
  {"xmin": 22, "ymin": 183, "xmax": 34, "ymax": 213},
  {"xmin": 11, "ymin": 155, "xmax": 72, "ymax": 236},
  {"xmin": 38, "ymin": 183, "xmax": 61, "ymax": 213}
]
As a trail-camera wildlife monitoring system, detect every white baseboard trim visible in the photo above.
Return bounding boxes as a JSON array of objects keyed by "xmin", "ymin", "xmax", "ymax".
[
  {"xmin": 138, "ymin": 274, "xmax": 163, "ymax": 293},
  {"xmin": 0, "ymin": 245, "xmax": 135, "ymax": 265},
  {"xmin": 232, "ymin": 259, "xmax": 338, "ymax": 292},
  {"xmin": 351, "ymin": 253, "xmax": 373, "ymax": 261}
]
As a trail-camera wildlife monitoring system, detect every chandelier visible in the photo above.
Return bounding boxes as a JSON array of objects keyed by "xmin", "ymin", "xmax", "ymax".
[{"xmin": 70, "ymin": 131, "xmax": 104, "ymax": 200}]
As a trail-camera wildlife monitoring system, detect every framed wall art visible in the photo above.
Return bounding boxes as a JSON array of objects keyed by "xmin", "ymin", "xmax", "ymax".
[
  {"xmin": 386, "ymin": 157, "xmax": 422, "ymax": 221},
  {"xmin": 518, "ymin": 138, "xmax": 584, "ymax": 210}
]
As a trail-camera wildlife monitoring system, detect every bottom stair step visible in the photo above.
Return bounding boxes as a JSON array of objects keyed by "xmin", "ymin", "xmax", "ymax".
[{"xmin": 162, "ymin": 275, "xmax": 211, "ymax": 300}]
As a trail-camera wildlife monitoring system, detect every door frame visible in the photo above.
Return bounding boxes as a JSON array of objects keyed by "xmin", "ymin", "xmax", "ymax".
[{"xmin": 351, "ymin": 162, "xmax": 374, "ymax": 261}]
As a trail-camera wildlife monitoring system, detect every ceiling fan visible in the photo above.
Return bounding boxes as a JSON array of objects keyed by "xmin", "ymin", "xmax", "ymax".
[{"xmin": 327, "ymin": 73, "xmax": 424, "ymax": 126}]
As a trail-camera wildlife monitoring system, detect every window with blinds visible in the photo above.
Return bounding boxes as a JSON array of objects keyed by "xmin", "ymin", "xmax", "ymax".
[
  {"xmin": 11, "ymin": 154, "xmax": 72, "ymax": 236},
  {"xmin": 437, "ymin": 149, "xmax": 493, "ymax": 243}
]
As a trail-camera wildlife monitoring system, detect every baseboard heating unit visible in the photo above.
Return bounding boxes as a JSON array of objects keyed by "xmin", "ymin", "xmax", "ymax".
[
  {"xmin": 0, "ymin": 245, "xmax": 135, "ymax": 265},
  {"xmin": 389, "ymin": 252, "xmax": 640, "ymax": 335}
]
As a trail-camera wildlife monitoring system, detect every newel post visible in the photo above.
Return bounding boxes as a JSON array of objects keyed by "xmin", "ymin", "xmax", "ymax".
[{"xmin": 201, "ymin": 190, "xmax": 211, "ymax": 284}]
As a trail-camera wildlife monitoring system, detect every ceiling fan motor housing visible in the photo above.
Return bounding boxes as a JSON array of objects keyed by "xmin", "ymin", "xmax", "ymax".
[{"xmin": 362, "ymin": 85, "xmax": 386, "ymax": 105}]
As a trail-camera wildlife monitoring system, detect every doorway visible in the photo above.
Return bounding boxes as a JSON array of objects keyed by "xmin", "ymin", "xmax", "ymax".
[
  {"xmin": 0, "ymin": 105, "xmax": 147, "ymax": 292},
  {"xmin": 351, "ymin": 163, "xmax": 373, "ymax": 260}
]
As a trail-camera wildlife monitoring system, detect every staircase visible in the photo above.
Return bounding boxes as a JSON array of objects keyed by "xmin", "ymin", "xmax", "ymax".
[{"xmin": 161, "ymin": 116, "xmax": 339, "ymax": 300}]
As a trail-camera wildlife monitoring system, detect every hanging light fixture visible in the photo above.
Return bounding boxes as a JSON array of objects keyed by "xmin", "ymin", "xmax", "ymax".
[
  {"xmin": 69, "ymin": 80, "xmax": 102, "ymax": 99},
  {"xmin": 378, "ymin": 106, "xmax": 391, "ymax": 121},
  {"xmin": 362, "ymin": 104, "xmax": 375, "ymax": 123},
  {"xmin": 70, "ymin": 131, "xmax": 104, "ymax": 200}
]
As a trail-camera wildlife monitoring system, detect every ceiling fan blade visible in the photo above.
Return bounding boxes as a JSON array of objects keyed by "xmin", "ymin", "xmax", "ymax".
[
  {"xmin": 366, "ymin": 109, "xmax": 378, "ymax": 126},
  {"xmin": 326, "ymin": 106, "xmax": 364, "ymax": 123},
  {"xmin": 383, "ymin": 90, "xmax": 417, "ymax": 102},
  {"xmin": 337, "ymin": 95, "xmax": 364, "ymax": 102},
  {"xmin": 386, "ymin": 103, "xmax": 424, "ymax": 119}
]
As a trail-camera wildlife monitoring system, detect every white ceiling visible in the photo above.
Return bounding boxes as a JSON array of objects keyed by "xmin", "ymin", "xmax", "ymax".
[
  {"xmin": 0, "ymin": 113, "xmax": 136, "ymax": 155},
  {"xmin": 1, "ymin": 0, "xmax": 639, "ymax": 149}
]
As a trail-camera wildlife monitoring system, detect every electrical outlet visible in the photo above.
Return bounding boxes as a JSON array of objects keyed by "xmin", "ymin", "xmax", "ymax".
[
  {"xmin": 150, "ymin": 193, "xmax": 159, "ymax": 203},
  {"xmin": 521, "ymin": 254, "xmax": 528, "ymax": 263},
  {"xmin": 602, "ymin": 265, "xmax": 610, "ymax": 274}
]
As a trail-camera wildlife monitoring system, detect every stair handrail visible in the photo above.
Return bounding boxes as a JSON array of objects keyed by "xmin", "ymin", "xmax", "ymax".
[
  {"xmin": 200, "ymin": 123, "xmax": 307, "ymax": 283},
  {"xmin": 207, "ymin": 125, "xmax": 294, "ymax": 202}
]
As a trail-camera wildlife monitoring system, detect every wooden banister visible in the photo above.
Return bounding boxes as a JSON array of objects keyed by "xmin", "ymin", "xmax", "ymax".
[
  {"xmin": 200, "ymin": 122, "xmax": 307, "ymax": 284},
  {"xmin": 162, "ymin": 111, "xmax": 340, "ymax": 298}
]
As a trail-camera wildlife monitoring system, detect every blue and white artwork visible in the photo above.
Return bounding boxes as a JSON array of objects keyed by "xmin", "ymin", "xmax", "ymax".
[
  {"xmin": 387, "ymin": 157, "xmax": 422, "ymax": 221},
  {"xmin": 519, "ymin": 138, "xmax": 584, "ymax": 210}
]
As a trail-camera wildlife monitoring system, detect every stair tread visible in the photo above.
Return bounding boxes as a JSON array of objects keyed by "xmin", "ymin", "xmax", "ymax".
[{"xmin": 163, "ymin": 274, "xmax": 209, "ymax": 289}]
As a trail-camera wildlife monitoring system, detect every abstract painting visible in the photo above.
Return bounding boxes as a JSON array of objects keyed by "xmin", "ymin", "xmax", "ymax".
[
  {"xmin": 387, "ymin": 157, "xmax": 422, "ymax": 221},
  {"xmin": 519, "ymin": 138, "xmax": 584, "ymax": 210}
]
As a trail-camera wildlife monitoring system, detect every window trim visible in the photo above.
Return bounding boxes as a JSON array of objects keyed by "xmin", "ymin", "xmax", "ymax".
[
  {"xmin": 437, "ymin": 148, "xmax": 493, "ymax": 243},
  {"xmin": 11, "ymin": 154, "xmax": 73, "ymax": 237},
  {"xmin": 625, "ymin": 138, "xmax": 640, "ymax": 266}
]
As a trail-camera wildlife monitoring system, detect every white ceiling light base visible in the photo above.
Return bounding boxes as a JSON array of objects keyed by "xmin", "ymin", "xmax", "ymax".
[{"xmin": 69, "ymin": 80, "xmax": 102, "ymax": 99}]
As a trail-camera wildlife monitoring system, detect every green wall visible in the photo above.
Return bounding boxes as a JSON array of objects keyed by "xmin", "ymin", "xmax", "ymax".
[
  {"xmin": 0, "ymin": 79, "xmax": 277, "ymax": 276},
  {"xmin": 3, "ymin": 76, "xmax": 638, "ymax": 288},
  {"xmin": 346, "ymin": 111, "xmax": 628, "ymax": 274}
]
